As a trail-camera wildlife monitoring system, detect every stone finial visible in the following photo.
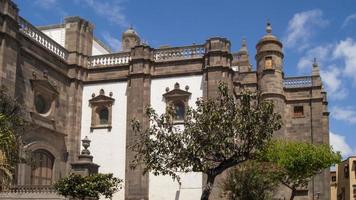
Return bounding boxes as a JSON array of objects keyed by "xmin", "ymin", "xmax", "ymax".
[
  {"xmin": 81, "ymin": 136, "xmax": 91, "ymax": 155},
  {"xmin": 185, "ymin": 85, "xmax": 189, "ymax": 91},
  {"xmin": 312, "ymin": 57, "xmax": 320, "ymax": 76},
  {"xmin": 109, "ymin": 92, "xmax": 113, "ymax": 97},
  {"xmin": 174, "ymin": 82, "xmax": 180, "ymax": 89},
  {"xmin": 239, "ymin": 38, "xmax": 248, "ymax": 53},
  {"xmin": 266, "ymin": 20, "xmax": 272, "ymax": 34},
  {"xmin": 165, "ymin": 87, "xmax": 170, "ymax": 92},
  {"xmin": 99, "ymin": 89, "xmax": 105, "ymax": 95}
]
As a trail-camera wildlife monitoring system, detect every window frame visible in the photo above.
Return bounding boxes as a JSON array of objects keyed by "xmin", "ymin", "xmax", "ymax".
[
  {"xmin": 293, "ymin": 105, "xmax": 304, "ymax": 118},
  {"xmin": 89, "ymin": 89, "xmax": 114, "ymax": 131},
  {"xmin": 163, "ymin": 83, "xmax": 191, "ymax": 124}
]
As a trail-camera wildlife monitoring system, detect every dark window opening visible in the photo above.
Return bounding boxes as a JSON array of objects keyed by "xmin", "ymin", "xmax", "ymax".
[
  {"xmin": 293, "ymin": 106, "xmax": 304, "ymax": 117},
  {"xmin": 35, "ymin": 94, "xmax": 49, "ymax": 114},
  {"xmin": 344, "ymin": 164, "xmax": 349, "ymax": 178},
  {"xmin": 173, "ymin": 101, "xmax": 185, "ymax": 121},
  {"xmin": 98, "ymin": 107, "xmax": 109, "ymax": 124},
  {"xmin": 332, "ymin": 176, "xmax": 336, "ymax": 182}
]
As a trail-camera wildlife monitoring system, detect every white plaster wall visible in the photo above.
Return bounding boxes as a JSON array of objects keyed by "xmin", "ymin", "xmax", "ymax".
[
  {"xmin": 81, "ymin": 82, "xmax": 127, "ymax": 200},
  {"xmin": 150, "ymin": 75, "xmax": 204, "ymax": 200},
  {"xmin": 92, "ymin": 39, "xmax": 111, "ymax": 55},
  {"xmin": 42, "ymin": 28, "xmax": 66, "ymax": 47}
]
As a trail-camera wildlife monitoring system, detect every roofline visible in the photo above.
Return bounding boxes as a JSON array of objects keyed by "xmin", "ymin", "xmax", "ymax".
[
  {"xmin": 93, "ymin": 36, "xmax": 113, "ymax": 53},
  {"xmin": 37, "ymin": 23, "xmax": 65, "ymax": 30},
  {"xmin": 36, "ymin": 23, "xmax": 113, "ymax": 53},
  {"xmin": 341, "ymin": 156, "xmax": 356, "ymax": 162}
]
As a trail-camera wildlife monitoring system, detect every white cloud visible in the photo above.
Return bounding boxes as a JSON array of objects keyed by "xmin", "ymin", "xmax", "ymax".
[
  {"xmin": 333, "ymin": 38, "xmax": 356, "ymax": 85},
  {"xmin": 284, "ymin": 9, "xmax": 328, "ymax": 50},
  {"xmin": 320, "ymin": 67, "xmax": 348, "ymax": 100},
  {"xmin": 330, "ymin": 106, "xmax": 356, "ymax": 124},
  {"xmin": 34, "ymin": 0, "xmax": 57, "ymax": 9},
  {"xmin": 297, "ymin": 44, "xmax": 332, "ymax": 70},
  {"xmin": 330, "ymin": 132, "xmax": 352, "ymax": 158},
  {"xmin": 76, "ymin": 0, "xmax": 127, "ymax": 26},
  {"xmin": 102, "ymin": 32, "xmax": 121, "ymax": 52},
  {"xmin": 342, "ymin": 13, "xmax": 356, "ymax": 28}
]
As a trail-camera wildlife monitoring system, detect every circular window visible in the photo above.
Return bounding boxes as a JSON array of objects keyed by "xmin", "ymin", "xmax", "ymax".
[{"xmin": 35, "ymin": 94, "xmax": 50, "ymax": 114}]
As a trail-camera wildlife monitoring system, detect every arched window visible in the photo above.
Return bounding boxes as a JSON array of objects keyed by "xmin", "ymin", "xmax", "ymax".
[
  {"xmin": 31, "ymin": 150, "xmax": 54, "ymax": 185},
  {"xmin": 173, "ymin": 101, "xmax": 185, "ymax": 121},
  {"xmin": 98, "ymin": 107, "xmax": 109, "ymax": 124}
]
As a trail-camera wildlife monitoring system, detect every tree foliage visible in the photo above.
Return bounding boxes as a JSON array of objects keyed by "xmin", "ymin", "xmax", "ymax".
[
  {"xmin": 222, "ymin": 160, "xmax": 279, "ymax": 200},
  {"xmin": 260, "ymin": 140, "xmax": 341, "ymax": 200},
  {"xmin": 0, "ymin": 87, "xmax": 26, "ymax": 190},
  {"xmin": 54, "ymin": 173, "xmax": 122, "ymax": 200},
  {"xmin": 131, "ymin": 83, "xmax": 282, "ymax": 200}
]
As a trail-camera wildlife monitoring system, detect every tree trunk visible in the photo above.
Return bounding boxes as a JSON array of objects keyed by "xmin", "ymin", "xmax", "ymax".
[
  {"xmin": 200, "ymin": 174, "xmax": 216, "ymax": 200},
  {"xmin": 289, "ymin": 189, "xmax": 296, "ymax": 200}
]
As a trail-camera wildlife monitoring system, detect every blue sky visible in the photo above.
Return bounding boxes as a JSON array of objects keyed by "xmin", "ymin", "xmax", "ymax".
[{"xmin": 14, "ymin": 0, "xmax": 356, "ymax": 158}]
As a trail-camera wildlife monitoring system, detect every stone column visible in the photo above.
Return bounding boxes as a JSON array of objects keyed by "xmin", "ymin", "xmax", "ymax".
[
  {"xmin": 125, "ymin": 44, "xmax": 153, "ymax": 200},
  {"xmin": 0, "ymin": 0, "xmax": 20, "ymax": 97}
]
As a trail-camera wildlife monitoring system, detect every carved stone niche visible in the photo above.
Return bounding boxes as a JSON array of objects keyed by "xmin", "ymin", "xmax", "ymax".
[
  {"xmin": 89, "ymin": 89, "xmax": 114, "ymax": 131},
  {"xmin": 163, "ymin": 82, "xmax": 191, "ymax": 124},
  {"xmin": 30, "ymin": 71, "xmax": 59, "ymax": 129}
]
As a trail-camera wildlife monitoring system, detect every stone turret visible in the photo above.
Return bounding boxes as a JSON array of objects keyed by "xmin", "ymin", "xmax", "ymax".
[
  {"xmin": 256, "ymin": 21, "xmax": 285, "ymax": 137},
  {"xmin": 122, "ymin": 26, "xmax": 141, "ymax": 51}
]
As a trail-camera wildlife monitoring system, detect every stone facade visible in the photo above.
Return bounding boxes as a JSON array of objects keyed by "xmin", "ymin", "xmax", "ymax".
[{"xmin": 0, "ymin": 0, "xmax": 330, "ymax": 199}]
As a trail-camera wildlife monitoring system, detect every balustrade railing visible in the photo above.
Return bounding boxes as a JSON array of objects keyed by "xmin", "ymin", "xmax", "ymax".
[
  {"xmin": 284, "ymin": 76, "xmax": 312, "ymax": 88},
  {"xmin": 154, "ymin": 45, "xmax": 205, "ymax": 61},
  {"xmin": 18, "ymin": 17, "xmax": 68, "ymax": 60},
  {"xmin": 88, "ymin": 52, "xmax": 131, "ymax": 67},
  {"xmin": 3, "ymin": 185, "xmax": 56, "ymax": 193}
]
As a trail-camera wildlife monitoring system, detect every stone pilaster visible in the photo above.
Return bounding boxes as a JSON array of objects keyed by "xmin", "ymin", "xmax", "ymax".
[
  {"xmin": 64, "ymin": 16, "xmax": 94, "ymax": 67},
  {"xmin": 63, "ymin": 16, "xmax": 92, "ymax": 170},
  {"xmin": 0, "ymin": 0, "xmax": 20, "ymax": 97},
  {"xmin": 125, "ymin": 44, "xmax": 152, "ymax": 200}
]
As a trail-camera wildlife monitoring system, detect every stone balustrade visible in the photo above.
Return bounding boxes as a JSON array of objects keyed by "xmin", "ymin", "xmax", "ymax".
[
  {"xmin": 88, "ymin": 52, "xmax": 131, "ymax": 67},
  {"xmin": 153, "ymin": 45, "xmax": 205, "ymax": 61},
  {"xmin": 284, "ymin": 76, "xmax": 312, "ymax": 88},
  {"xmin": 3, "ymin": 185, "xmax": 57, "ymax": 193},
  {"xmin": 18, "ymin": 17, "xmax": 68, "ymax": 60}
]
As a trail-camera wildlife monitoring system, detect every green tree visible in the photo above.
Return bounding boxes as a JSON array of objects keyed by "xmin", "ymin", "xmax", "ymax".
[
  {"xmin": 0, "ymin": 87, "xmax": 25, "ymax": 190},
  {"xmin": 54, "ymin": 173, "xmax": 122, "ymax": 200},
  {"xmin": 131, "ymin": 83, "xmax": 282, "ymax": 200},
  {"xmin": 221, "ymin": 161, "xmax": 280, "ymax": 200},
  {"xmin": 260, "ymin": 140, "xmax": 341, "ymax": 200}
]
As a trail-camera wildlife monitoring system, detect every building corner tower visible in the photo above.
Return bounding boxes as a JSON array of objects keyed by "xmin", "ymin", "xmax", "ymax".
[{"xmin": 256, "ymin": 22, "xmax": 286, "ymax": 137}]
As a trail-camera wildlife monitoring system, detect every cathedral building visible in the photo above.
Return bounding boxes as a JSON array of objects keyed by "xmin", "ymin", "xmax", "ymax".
[{"xmin": 0, "ymin": 0, "xmax": 330, "ymax": 199}]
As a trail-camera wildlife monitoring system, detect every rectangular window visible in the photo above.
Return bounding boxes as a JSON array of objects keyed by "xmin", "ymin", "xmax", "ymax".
[
  {"xmin": 293, "ymin": 106, "xmax": 304, "ymax": 117},
  {"xmin": 332, "ymin": 176, "xmax": 336, "ymax": 182},
  {"xmin": 264, "ymin": 56, "xmax": 273, "ymax": 69},
  {"xmin": 344, "ymin": 164, "xmax": 349, "ymax": 178}
]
